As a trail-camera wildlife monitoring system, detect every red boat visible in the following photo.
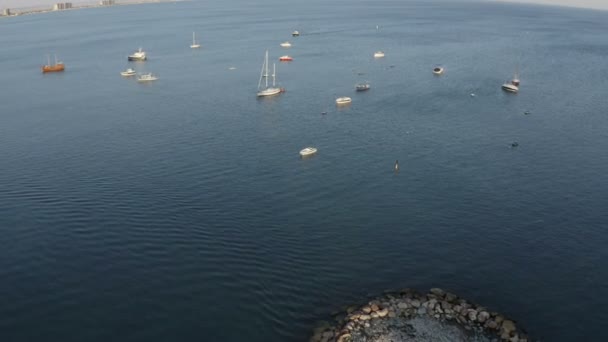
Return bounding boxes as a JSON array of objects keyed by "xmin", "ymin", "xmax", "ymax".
[
  {"xmin": 42, "ymin": 55, "xmax": 65, "ymax": 73},
  {"xmin": 279, "ymin": 55, "xmax": 293, "ymax": 62}
]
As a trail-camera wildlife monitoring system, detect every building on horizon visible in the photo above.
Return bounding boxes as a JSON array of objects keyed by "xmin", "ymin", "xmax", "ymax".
[
  {"xmin": 53, "ymin": 3, "xmax": 73, "ymax": 11},
  {"xmin": 100, "ymin": 0, "xmax": 116, "ymax": 5},
  {"xmin": 2, "ymin": 8, "xmax": 11, "ymax": 16}
]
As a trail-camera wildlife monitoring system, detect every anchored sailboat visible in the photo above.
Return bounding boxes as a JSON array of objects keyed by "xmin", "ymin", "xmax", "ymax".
[
  {"xmin": 190, "ymin": 32, "xmax": 201, "ymax": 49},
  {"xmin": 42, "ymin": 54, "xmax": 65, "ymax": 73},
  {"xmin": 257, "ymin": 50, "xmax": 283, "ymax": 97}
]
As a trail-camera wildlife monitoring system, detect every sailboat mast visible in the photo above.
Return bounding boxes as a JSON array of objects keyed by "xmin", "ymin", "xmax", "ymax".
[
  {"xmin": 265, "ymin": 50, "xmax": 269, "ymax": 88},
  {"xmin": 272, "ymin": 63, "xmax": 276, "ymax": 87},
  {"xmin": 47, "ymin": 54, "xmax": 50, "ymax": 66}
]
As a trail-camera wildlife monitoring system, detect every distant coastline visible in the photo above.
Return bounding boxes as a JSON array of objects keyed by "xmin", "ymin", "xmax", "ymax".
[{"xmin": 1, "ymin": 0, "xmax": 188, "ymax": 18}]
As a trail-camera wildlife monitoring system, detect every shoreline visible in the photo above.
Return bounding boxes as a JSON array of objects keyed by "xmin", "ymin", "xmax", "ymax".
[
  {"xmin": 1, "ymin": 0, "xmax": 188, "ymax": 19},
  {"xmin": 311, "ymin": 288, "xmax": 530, "ymax": 342}
]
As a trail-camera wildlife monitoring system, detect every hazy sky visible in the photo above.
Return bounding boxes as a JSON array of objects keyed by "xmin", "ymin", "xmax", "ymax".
[{"xmin": 2, "ymin": 0, "xmax": 608, "ymax": 11}]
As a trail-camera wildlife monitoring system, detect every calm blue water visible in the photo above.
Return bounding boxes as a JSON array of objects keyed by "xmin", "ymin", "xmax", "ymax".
[{"xmin": 1, "ymin": 1, "xmax": 608, "ymax": 341}]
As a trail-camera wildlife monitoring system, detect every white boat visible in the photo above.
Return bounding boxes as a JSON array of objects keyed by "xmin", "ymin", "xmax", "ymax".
[
  {"xmin": 336, "ymin": 97, "xmax": 352, "ymax": 105},
  {"xmin": 433, "ymin": 66, "xmax": 444, "ymax": 75},
  {"xmin": 300, "ymin": 147, "xmax": 317, "ymax": 157},
  {"xmin": 120, "ymin": 68, "xmax": 136, "ymax": 76},
  {"xmin": 292, "ymin": 30, "xmax": 300, "ymax": 37},
  {"xmin": 280, "ymin": 41, "xmax": 292, "ymax": 48},
  {"xmin": 374, "ymin": 51, "xmax": 385, "ymax": 58},
  {"xmin": 355, "ymin": 83, "xmax": 370, "ymax": 91},
  {"xmin": 128, "ymin": 48, "xmax": 147, "ymax": 61},
  {"xmin": 190, "ymin": 32, "xmax": 201, "ymax": 49},
  {"xmin": 137, "ymin": 73, "xmax": 158, "ymax": 82},
  {"xmin": 257, "ymin": 50, "xmax": 283, "ymax": 97},
  {"xmin": 501, "ymin": 83, "xmax": 518, "ymax": 93}
]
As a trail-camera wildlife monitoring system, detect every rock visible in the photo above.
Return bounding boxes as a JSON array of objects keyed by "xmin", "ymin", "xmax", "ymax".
[
  {"xmin": 370, "ymin": 304, "xmax": 379, "ymax": 312},
  {"xmin": 502, "ymin": 320, "xmax": 516, "ymax": 334},
  {"xmin": 348, "ymin": 314, "xmax": 360, "ymax": 321},
  {"xmin": 478, "ymin": 311, "xmax": 490, "ymax": 323},
  {"xmin": 411, "ymin": 299, "xmax": 421, "ymax": 308},
  {"xmin": 361, "ymin": 306, "xmax": 372, "ymax": 314},
  {"xmin": 445, "ymin": 292, "xmax": 458, "ymax": 302},
  {"xmin": 337, "ymin": 333, "xmax": 351, "ymax": 342},
  {"xmin": 467, "ymin": 309, "xmax": 478, "ymax": 322},
  {"xmin": 377, "ymin": 308, "xmax": 389, "ymax": 318},
  {"xmin": 453, "ymin": 305, "xmax": 461, "ymax": 313},
  {"xmin": 417, "ymin": 307, "xmax": 426, "ymax": 315},
  {"xmin": 346, "ymin": 306, "xmax": 357, "ymax": 314},
  {"xmin": 370, "ymin": 312, "xmax": 379, "ymax": 319},
  {"xmin": 485, "ymin": 319, "xmax": 498, "ymax": 330},
  {"xmin": 441, "ymin": 301, "xmax": 452, "ymax": 310},
  {"xmin": 397, "ymin": 302, "xmax": 409, "ymax": 310},
  {"xmin": 509, "ymin": 335, "xmax": 519, "ymax": 342},
  {"xmin": 430, "ymin": 288, "xmax": 446, "ymax": 297},
  {"xmin": 363, "ymin": 323, "xmax": 370, "ymax": 328},
  {"xmin": 388, "ymin": 311, "xmax": 396, "ymax": 318},
  {"xmin": 358, "ymin": 314, "xmax": 371, "ymax": 321},
  {"xmin": 495, "ymin": 315, "xmax": 504, "ymax": 325}
]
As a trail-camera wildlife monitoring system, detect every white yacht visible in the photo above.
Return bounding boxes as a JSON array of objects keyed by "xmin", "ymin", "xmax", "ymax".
[
  {"xmin": 374, "ymin": 51, "xmax": 385, "ymax": 58},
  {"xmin": 280, "ymin": 41, "xmax": 292, "ymax": 48},
  {"xmin": 300, "ymin": 147, "xmax": 317, "ymax": 157},
  {"xmin": 292, "ymin": 30, "xmax": 300, "ymax": 37},
  {"xmin": 128, "ymin": 48, "xmax": 147, "ymax": 61},
  {"xmin": 137, "ymin": 73, "xmax": 158, "ymax": 82},
  {"xmin": 433, "ymin": 66, "xmax": 444, "ymax": 75},
  {"xmin": 336, "ymin": 97, "xmax": 352, "ymax": 105},
  {"xmin": 120, "ymin": 68, "xmax": 136, "ymax": 76},
  {"xmin": 501, "ymin": 83, "xmax": 518, "ymax": 93}
]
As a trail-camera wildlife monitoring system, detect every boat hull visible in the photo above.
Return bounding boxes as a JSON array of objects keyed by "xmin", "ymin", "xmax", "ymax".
[
  {"xmin": 42, "ymin": 64, "xmax": 65, "ymax": 73},
  {"xmin": 502, "ymin": 84, "xmax": 518, "ymax": 93},
  {"xmin": 128, "ymin": 56, "xmax": 146, "ymax": 61},
  {"xmin": 336, "ymin": 97, "xmax": 352, "ymax": 105},
  {"xmin": 300, "ymin": 147, "xmax": 317, "ymax": 157},
  {"xmin": 279, "ymin": 56, "xmax": 293, "ymax": 61},
  {"xmin": 257, "ymin": 87, "xmax": 283, "ymax": 97}
]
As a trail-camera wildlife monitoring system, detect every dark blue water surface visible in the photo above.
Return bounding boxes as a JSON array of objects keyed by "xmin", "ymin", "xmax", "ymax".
[{"xmin": 1, "ymin": 1, "xmax": 608, "ymax": 341}]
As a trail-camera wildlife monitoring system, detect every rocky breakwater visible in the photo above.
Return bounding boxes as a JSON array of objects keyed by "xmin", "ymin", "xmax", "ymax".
[{"xmin": 310, "ymin": 288, "xmax": 529, "ymax": 342}]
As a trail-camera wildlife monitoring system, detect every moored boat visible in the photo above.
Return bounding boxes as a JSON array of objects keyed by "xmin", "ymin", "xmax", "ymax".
[
  {"xmin": 128, "ymin": 48, "xmax": 147, "ymax": 61},
  {"xmin": 374, "ymin": 51, "xmax": 385, "ymax": 58},
  {"xmin": 137, "ymin": 73, "xmax": 158, "ymax": 82},
  {"xmin": 501, "ymin": 83, "xmax": 518, "ymax": 93},
  {"xmin": 292, "ymin": 30, "xmax": 300, "ymax": 37},
  {"xmin": 336, "ymin": 97, "xmax": 352, "ymax": 105},
  {"xmin": 280, "ymin": 41, "xmax": 292, "ymax": 48},
  {"xmin": 433, "ymin": 66, "xmax": 444, "ymax": 75},
  {"xmin": 355, "ymin": 83, "xmax": 370, "ymax": 91},
  {"xmin": 120, "ymin": 68, "xmax": 136, "ymax": 76},
  {"xmin": 257, "ymin": 50, "xmax": 283, "ymax": 97},
  {"xmin": 300, "ymin": 147, "xmax": 317, "ymax": 157},
  {"xmin": 42, "ymin": 55, "xmax": 65, "ymax": 73},
  {"xmin": 190, "ymin": 32, "xmax": 201, "ymax": 49},
  {"xmin": 279, "ymin": 55, "xmax": 293, "ymax": 61}
]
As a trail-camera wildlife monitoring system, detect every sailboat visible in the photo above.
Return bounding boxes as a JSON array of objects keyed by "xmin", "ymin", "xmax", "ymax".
[
  {"xmin": 511, "ymin": 66, "xmax": 520, "ymax": 86},
  {"xmin": 42, "ymin": 54, "xmax": 65, "ymax": 73},
  {"xmin": 257, "ymin": 50, "xmax": 283, "ymax": 97},
  {"xmin": 190, "ymin": 32, "xmax": 201, "ymax": 49}
]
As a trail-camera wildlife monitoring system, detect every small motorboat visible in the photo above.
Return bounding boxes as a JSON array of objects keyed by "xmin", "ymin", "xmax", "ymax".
[
  {"xmin": 137, "ymin": 73, "xmax": 158, "ymax": 82},
  {"xmin": 280, "ymin": 41, "xmax": 292, "ymax": 48},
  {"xmin": 433, "ymin": 67, "xmax": 444, "ymax": 75},
  {"xmin": 300, "ymin": 147, "xmax": 317, "ymax": 157},
  {"xmin": 292, "ymin": 30, "xmax": 300, "ymax": 37},
  {"xmin": 355, "ymin": 83, "xmax": 370, "ymax": 91},
  {"xmin": 128, "ymin": 48, "xmax": 147, "ymax": 61},
  {"xmin": 279, "ymin": 55, "xmax": 293, "ymax": 62},
  {"xmin": 120, "ymin": 68, "xmax": 136, "ymax": 76},
  {"xmin": 501, "ymin": 83, "xmax": 518, "ymax": 93},
  {"xmin": 336, "ymin": 97, "xmax": 352, "ymax": 105},
  {"xmin": 373, "ymin": 51, "xmax": 385, "ymax": 58}
]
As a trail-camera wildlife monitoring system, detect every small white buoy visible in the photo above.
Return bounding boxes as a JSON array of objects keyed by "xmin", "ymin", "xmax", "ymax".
[
  {"xmin": 395, "ymin": 160, "xmax": 399, "ymax": 172},
  {"xmin": 470, "ymin": 93, "xmax": 476, "ymax": 97}
]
